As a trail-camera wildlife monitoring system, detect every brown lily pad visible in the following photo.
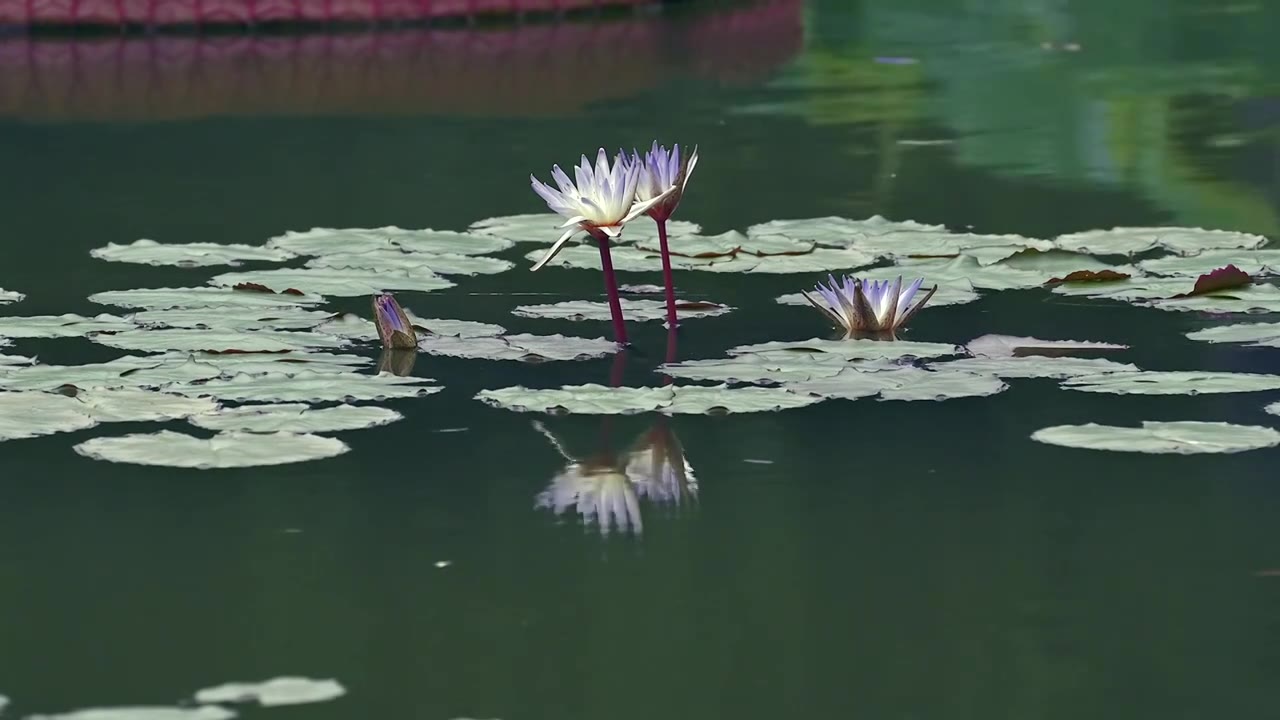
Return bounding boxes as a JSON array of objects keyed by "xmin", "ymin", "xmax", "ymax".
[
  {"xmin": 1044, "ymin": 269, "xmax": 1132, "ymax": 285},
  {"xmin": 1172, "ymin": 264, "xmax": 1251, "ymax": 298}
]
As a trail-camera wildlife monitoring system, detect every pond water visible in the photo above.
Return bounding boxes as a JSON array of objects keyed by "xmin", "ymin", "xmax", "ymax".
[{"xmin": 1, "ymin": 0, "xmax": 1279, "ymax": 717}]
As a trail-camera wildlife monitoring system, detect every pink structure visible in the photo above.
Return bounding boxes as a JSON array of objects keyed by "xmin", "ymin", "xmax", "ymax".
[
  {"xmin": 0, "ymin": 0, "xmax": 802, "ymax": 120},
  {"xmin": 0, "ymin": 0, "xmax": 650, "ymax": 26}
]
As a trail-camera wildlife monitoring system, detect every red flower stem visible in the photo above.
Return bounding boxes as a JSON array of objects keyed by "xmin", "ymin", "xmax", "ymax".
[
  {"xmin": 609, "ymin": 347, "xmax": 628, "ymax": 387},
  {"xmin": 662, "ymin": 325, "xmax": 678, "ymax": 386},
  {"xmin": 656, "ymin": 218, "xmax": 679, "ymax": 329},
  {"xmin": 593, "ymin": 230, "xmax": 629, "ymax": 346}
]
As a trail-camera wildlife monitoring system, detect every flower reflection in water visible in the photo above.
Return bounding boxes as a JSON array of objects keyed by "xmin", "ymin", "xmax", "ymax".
[
  {"xmin": 533, "ymin": 420, "xmax": 645, "ymax": 536},
  {"xmin": 624, "ymin": 418, "xmax": 698, "ymax": 509}
]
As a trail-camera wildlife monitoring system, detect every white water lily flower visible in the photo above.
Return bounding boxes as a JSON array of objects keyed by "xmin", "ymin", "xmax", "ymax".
[
  {"xmin": 802, "ymin": 274, "xmax": 937, "ymax": 334},
  {"xmin": 529, "ymin": 148, "xmax": 675, "ymax": 271},
  {"xmin": 632, "ymin": 141, "xmax": 699, "ymax": 222}
]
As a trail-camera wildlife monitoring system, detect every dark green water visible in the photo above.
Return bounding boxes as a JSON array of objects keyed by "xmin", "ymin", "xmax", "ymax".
[{"xmin": 1, "ymin": 0, "xmax": 1279, "ymax": 717}]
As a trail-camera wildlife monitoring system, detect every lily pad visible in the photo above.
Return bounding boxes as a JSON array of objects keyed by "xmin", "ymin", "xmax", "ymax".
[
  {"xmin": 1053, "ymin": 227, "xmax": 1268, "ymax": 256},
  {"xmin": 469, "ymin": 213, "xmax": 701, "ymax": 245},
  {"xmin": 193, "ymin": 677, "xmax": 346, "ymax": 707},
  {"xmin": 965, "ymin": 334, "xmax": 1129, "ymax": 358},
  {"xmin": 419, "ymin": 333, "xmax": 619, "ymax": 362},
  {"xmin": 74, "ymin": 430, "xmax": 349, "ymax": 468},
  {"xmin": 304, "ymin": 250, "xmax": 514, "ymax": 276},
  {"xmin": 90, "ymin": 329, "xmax": 348, "ymax": 354},
  {"xmin": 1061, "ymin": 371, "xmax": 1280, "ymax": 395},
  {"xmin": 266, "ymin": 226, "xmax": 512, "ymax": 256},
  {"xmin": 0, "ymin": 392, "xmax": 99, "ymax": 441},
  {"xmin": 0, "ymin": 288, "xmax": 23, "ymax": 304},
  {"xmin": 635, "ymin": 230, "xmax": 815, "ymax": 258},
  {"xmin": 786, "ymin": 366, "xmax": 1008, "ymax": 401},
  {"xmin": 1137, "ymin": 250, "xmax": 1280, "ymax": 277},
  {"xmin": 745, "ymin": 216, "xmax": 946, "ymax": 247},
  {"xmin": 991, "ymin": 248, "xmax": 1139, "ymax": 277},
  {"xmin": 1031, "ymin": 421, "xmax": 1280, "ymax": 454},
  {"xmin": 190, "ymin": 404, "xmax": 401, "ymax": 433},
  {"xmin": 891, "ymin": 254, "xmax": 1080, "ymax": 290},
  {"xmin": 931, "ymin": 356, "xmax": 1140, "ymax": 379},
  {"xmin": 727, "ymin": 338, "xmax": 961, "ymax": 362},
  {"xmin": 513, "ymin": 299, "xmax": 732, "ymax": 323},
  {"xmin": 522, "ymin": 244, "xmax": 723, "ymax": 272},
  {"xmin": 702, "ymin": 247, "xmax": 880, "ymax": 274},
  {"xmin": 68, "ymin": 388, "xmax": 219, "ymax": 423},
  {"xmin": 0, "ymin": 313, "xmax": 134, "ymax": 338},
  {"xmin": 313, "ymin": 313, "xmax": 505, "ymax": 343},
  {"xmin": 0, "ymin": 356, "xmax": 170, "ymax": 391},
  {"xmin": 129, "ymin": 307, "xmax": 335, "ymax": 331},
  {"xmin": 661, "ymin": 352, "xmax": 851, "ymax": 384},
  {"xmin": 168, "ymin": 370, "xmax": 441, "ymax": 403},
  {"xmin": 210, "ymin": 268, "xmax": 455, "ymax": 297},
  {"xmin": 90, "ymin": 239, "xmax": 295, "ymax": 267},
  {"xmin": 90, "ymin": 287, "xmax": 324, "ymax": 310},
  {"xmin": 1051, "ymin": 276, "xmax": 1280, "ymax": 313},
  {"xmin": 1186, "ymin": 322, "xmax": 1280, "ymax": 346},
  {"xmin": 28, "ymin": 707, "xmax": 236, "ymax": 720},
  {"xmin": 475, "ymin": 383, "xmax": 819, "ymax": 415}
]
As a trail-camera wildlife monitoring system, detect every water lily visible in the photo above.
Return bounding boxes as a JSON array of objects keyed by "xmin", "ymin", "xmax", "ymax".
[
  {"xmin": 802, "ymin": 274, "xmax": 937, "ymax": 334},
  {"xmin": 529, "ymin": 148, "xmax": 676, "ymax": 345},
  {"xmin": 371, "ymin": 293, "xmax": 416, "ymax": 349},
  {"xmin": 631, "ymin": 142, "xmax": 699, "ymax": 328},
  {"xmin": 624, "ymin": 420, "xmax": 697, "ymax": 508},
  {"xmin": 533, "ymin": 420, "xmax": 643, "ymax": 535}
]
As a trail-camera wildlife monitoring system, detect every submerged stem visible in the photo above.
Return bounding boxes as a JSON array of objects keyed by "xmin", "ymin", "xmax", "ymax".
[
  {"xmin": 656, "ymin": 218, "xmax": 679, "ymax": 329},
  {"xmin": 593, "ymin": 231, "xmax": 629, "ymax": 346}
]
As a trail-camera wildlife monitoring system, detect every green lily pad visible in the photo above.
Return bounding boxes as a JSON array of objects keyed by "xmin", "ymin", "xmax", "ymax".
[
  {"xmin": 475, "ymin": 383, "xmax": 819, "ymax": 415},
  {"xmin": 74, "ymin": 430, "xmax": 349, "ymax": 468},
  {"xmin": 1053, "ymin": 227, "xmax": 1268, "ymax": 256},
  {"xmin": 0, "ymin": 356, "xmax": 173, "ymax": 391},
  {"xmin": 90, "ymin": 239, "xmax": 295, "ymax": 267},
  {"xmin": 931, "ymin": 356, "xmax": 1140, "ymax": 379},
  {"xmin": 130, "ymin": 307, "xmax": 334, "ymax": 331},
  {"xmin": 513, "ymin": 299, "xmax": 732, "ymax": 323},
  {"xmin": 1031, "ymin": 421, "xmax": 1280, "ymax": 454},
  {"xmin": 522, "ymin": 244, "xmax": 725, "ymax": 272},
  {"xmin": 965, "ymin": 334, "xmax": 1129, "ymax": 358},
  {"xmin": 660, "ymin": 352, "xmax": 851, "ymax": 384},
  {"xmin": 701, "ymin": 247, "xmax": 880, "ymax": 274},
  {"xmin": 1050, "ymin": 277, "xmax": 1280, "ymax": 313},
  {"xmin": 745, "ymin": 216, "xmax": 946, "ymax": 247},
  {"xmin": 1186, "ymin": 321, "xmax": 1280, "ymax": 346},
  {"xmin": 91, "ymin": 287, "xmax": 324, "ymax": 310},
  {"xmin": 727, "ymin": 338, "xmax": 961, "ymax": 362},
  {"xmin": 634, "ymin": 230, "xmax": 815, "ymax": 258},
  {"xmin": 786, "ymin": 366, "xmax": 1008, "ymax": 401},
  {"xmin": 0, "ymin": 313, "xmax": 134, "ymax": 338},
  {"xmin": 189, "ymin": 404, "xmax": 400, "ymax": 433},
  {"xmin": 67, "ymin": 388, "xmax": 219, "ymax": 423},
  {"xmin": 169, "ymin": 370, "xmax": 441, "ymax": 403},
  {"xmin": 266, "ymin": 226, "xmax": 512, "ymax": 256},
  {"xmin": 28, "ymin": 707, "xmax": 236, "ymax": 720},
  {"xmin": 304, "ymin": 250, "xmax": 514, "ymax": 276},
  {"xmin": 469, "ymin": 213, "xmax": 701, "ymax": 245},
  {"xmin": 892, "ymin": 254, "xmax": 1076, "ymax": 290},
  {"xmin": 193, "ymin": 677, "xmax": 346, "ymax": 707},
  {"xmin": 313, "ymin": 313, "xmax": 505, "ymax": 343},
  {"xmin": 1138, "ymin": 250, "xmax": 1280, "ymax": 277},
  {"xmin": 90, "ymin": 328, "xmax": 348, "ymax": 354},
  {"xmin": 1061, "ymin": 371, "xmax": 1280, "ymax": 395},
  {"xmin": 209, "ymin": 268, "xmax": 454, "ymax": 297},
  {"xmin": 419, "ymin": 333, "xmax": 618, "ymax": 362},
  {"xmin": 0, "ymin": 392, "xmax": 99, "ymax": 441}
]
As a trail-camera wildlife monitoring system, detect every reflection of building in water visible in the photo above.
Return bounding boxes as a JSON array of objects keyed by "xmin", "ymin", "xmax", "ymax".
[
  {"xmin": 0, "ymin": 0, "xmax": 801, "ymax": 121},
  {"xmin": 763, "ymin": 0, "xmax": 1279, "ymax": 234},
  {"xmin": 533, "ymin": 418, "xmax": 696, "ymax": 536}
]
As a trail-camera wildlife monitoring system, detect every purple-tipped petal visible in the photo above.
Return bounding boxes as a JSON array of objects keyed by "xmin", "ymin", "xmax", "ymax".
[{"xmin": 895, "ymin": 277, "xmax": 925, "ymax": 319}]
